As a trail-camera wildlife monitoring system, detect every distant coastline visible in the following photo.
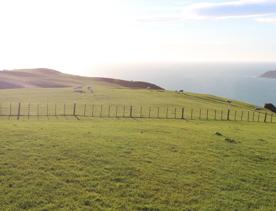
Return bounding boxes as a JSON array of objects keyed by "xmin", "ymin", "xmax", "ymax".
[{"xmin": 260, "ymin": 71, "xmax": 276, "ymax": 79}]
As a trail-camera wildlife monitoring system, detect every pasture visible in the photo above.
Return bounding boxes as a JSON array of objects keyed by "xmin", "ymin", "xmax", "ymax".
[{"xmin": 0, "ymin": 119, "xmax": 275, "ymax": 210}]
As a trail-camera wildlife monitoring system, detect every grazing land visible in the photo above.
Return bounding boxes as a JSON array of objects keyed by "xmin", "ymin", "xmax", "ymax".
[
  {"xmin": 0, "ymin": 69, "xmax": 275, "ymax": 210},
  {"xmin": 0, "ymin": 119, "xmax": 275, "ymax": 210}
]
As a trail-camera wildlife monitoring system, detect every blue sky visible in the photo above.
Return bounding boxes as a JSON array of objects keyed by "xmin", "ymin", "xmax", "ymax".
[{"xmin": 0, "ymin": 0, "xmax": 276, "ymax": 75}]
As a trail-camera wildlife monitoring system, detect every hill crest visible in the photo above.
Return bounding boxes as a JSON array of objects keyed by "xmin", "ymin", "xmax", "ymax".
[{"xmin": 0, "ymin": 68, "xmax": 164, "ymax": 90}]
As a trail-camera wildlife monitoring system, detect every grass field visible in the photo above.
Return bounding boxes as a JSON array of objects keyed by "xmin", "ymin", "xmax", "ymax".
[{"xmin": 0, "ymin": 119, "xmax": 275, "ymax": 210}]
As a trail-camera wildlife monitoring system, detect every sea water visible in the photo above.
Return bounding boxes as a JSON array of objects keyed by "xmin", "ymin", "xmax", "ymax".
[{"xmin": 94, "ymin": 62, "xmax": 276, "ymax": 106}]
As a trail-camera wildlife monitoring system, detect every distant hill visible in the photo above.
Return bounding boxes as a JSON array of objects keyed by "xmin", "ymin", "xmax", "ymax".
[
  {"xmin": 260, "ymin": 71, "xmax": 276, "ymax": 79},
  {"xmin": 0, "ymin": 68, "xmax": 164, "ymax": 90}
]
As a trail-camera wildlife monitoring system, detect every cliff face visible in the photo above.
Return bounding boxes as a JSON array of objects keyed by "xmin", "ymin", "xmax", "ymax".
[
  {"xmin": 0, "ymin": 68, "xmax": 164, "ymax": 90},
  {"xmin": 260, "ymin": 71, "xmax": 276, "ymax": 79}
]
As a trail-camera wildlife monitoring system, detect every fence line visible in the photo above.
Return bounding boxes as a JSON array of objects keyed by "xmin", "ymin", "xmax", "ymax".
[{"xmin": 0, "ymin": 103, "xmax": 274, "ymax": 123}]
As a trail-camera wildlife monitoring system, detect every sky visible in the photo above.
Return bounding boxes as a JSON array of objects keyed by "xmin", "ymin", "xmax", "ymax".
[{"xmin": 1, "ymin": 0, "xmax": 276, "ymax": 75}]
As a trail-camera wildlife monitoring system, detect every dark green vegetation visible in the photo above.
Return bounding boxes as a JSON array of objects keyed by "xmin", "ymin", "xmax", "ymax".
[{"xmin": 0, "ymin": 119, "xmax": 275, "ymax": 210}]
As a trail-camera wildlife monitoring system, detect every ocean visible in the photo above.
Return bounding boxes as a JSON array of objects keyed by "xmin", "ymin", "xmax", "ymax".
[{"xmin": 94, "ymin": 62, "xmax": 276, "ymax": 106}]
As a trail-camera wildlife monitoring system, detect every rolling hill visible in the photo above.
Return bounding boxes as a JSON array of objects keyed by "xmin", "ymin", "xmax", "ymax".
[{"xmin": 0, "ymin": 68, "xmax": 164, "ymax": 90}]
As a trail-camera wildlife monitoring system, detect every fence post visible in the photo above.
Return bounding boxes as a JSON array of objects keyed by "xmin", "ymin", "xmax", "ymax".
[
  {"xmin": 123, "ymin": 105, "xmax": 125, "ymax": 118},
  {"xmin": 234, "ymin": 111, "xmax": 237, "ymax": 121},
  {"xmin": 47, "ymin": 104, "xmax": 49, "ymax": 117},
  {"xmin": 116, "ymin": 105, "xmax": 118, "ymax": 118},
  {"xmin": 149, "ymin": 107, "xmax": 151, "ymax": 118},
  {"xmin": 241, "ymin": 111, "xmax": 243, "ymax": 121},
  {"xmin": 100, "ymin": 104, "xmax": 103, "ymax": 117},
  {"xmin": 258, "ymin": 112, "xmax": 260, "ymax": 122},
  {"xmin": 166, "ymin": 107, "xmax": 169, "ymax": 119},
  {"xmin": 264, "ymin": 112, "xmax": 267, "ymax": 123},
  {"xmin": 84, "ymin": 104, "xmax": 87, "ymax": 117},
  {"xmin": 37, "ymin": 104, "xmax": 40, "ymax": 118},
  {"xmin": 221, "ymin": 110, "xmax": 223, "ymax": 121},
  {"xmin": 140, "ymin": 106, "xmax": 142, "ymax": 118},
  {"xmin": 9, "ymin": 103, "xmax": 12, "ymax": 117},
  {"xmin": 227, "ymin": 109, "xmax": 230, "ymax": 121},
  {"xmin": 91, "ymin": 104, "xmax": 94, "ymax": 117},
  {"xmin": 253, "ymin": 112, "xmax": 255, "ymax": 122},
  {"xmin": 130, "ymin": 105, "xmax": 133, "ymax": 118},
  {"xmin": 28, "ymin": 103, "xmax": 30, "ymax": 119},
  {"xmin": 181, "ymin": 107, "xmax": 185, "ymax": 120},
  {"xmin": 174, "ymin": 108, "xmax": 177, "ymax": 119},
  {"xmin": 191, "ymin": 109, "xmax": 193, "ymax": 120},
  {"xmin": 271, "ymin": 114, "xmax": 273, "ymax": 123},
  {"xmin": 64, "ymin": 104, "xmax": 66, "ymax": 116},
  {"xmin": 157, "ymin": 107, "xmax": 160, "ymax": 119},
  {"xmin": 214, "ymin": 109, "xmax": 216, "ymax": 120},
  {"xmin": 108, "ymin": 105, "xmax": 110, "ymax": 117},
  {"xmin": 17, "ymin": 103, "xmax": 21, "ymax": 120},
  {"xmin": 55, "ymin": 104, "xmax": 57, "ymax": 116},
  {"xmin": 199, "ymin": 109, "xmax": 202, "ymax": 120},
  {"xmin": 207, "ymin": 109, "xmax": 209, "ymax": 120},
  {"xmin": 73, "ymin": 103, "xmax": 77, "ymax": 116},
  {"xmin": 247, "ymin": 111, "xmax": 250, "ymax": 122}
]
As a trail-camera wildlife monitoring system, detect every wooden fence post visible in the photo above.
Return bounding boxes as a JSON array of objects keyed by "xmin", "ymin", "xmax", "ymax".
[
  {"xmin": 123, "ymin": 105, "xmax": 125, "ymax": 118},
  {"xmin": 91, "ymin": 104, "xmax": 94, "ymax": 117},
  {"xmin": 234, "ymin": 111, "xmax": 237, "ymax": 121},
  {"xmin": 181, "ymin": 107, "xmax": 185, "ymax": 119},
  {"xmin": 227, "ymin": 109, "xmax": 230, "ymax": 121},
  {"xmin": 247, "ymin": 111, "xmax": 250, "ymax": 122},
  {"xmin": 108, "ymin": 105, "xmax": 110, "ymax": 117},
  {"xmin": 55, "ymin": 104, "xmax": 57, "ymax": 116},
  {"xmin": 73, "ymin": 103, "xmax": 77, "ymax": 116},
  {"xmin": 264, "ymin": 112, "xmax": 267, "ymax": 123},
  {"xmin": 149, "ymin": 107, "xmax": 151, "ymax": 118},
  {"xmin": 37, "ymin": 104, "xmax": 40, "ymax": 118},
  {"xmin": 64, "ymin": 104, "xmax": 66, "ymax": 116},
  {"xmin": 241, "ymin": 111, "xmax": 243, "ymax": 121},
  {"xmin": 221, "ymin": 110, "xmax": 223, "ymax": 121},
  {"xmin": 166, "ymin": 107, "xmax": 169, "ymax": 119},
  {"xmin": 207, "ymin": 109, "xmax": 209, "ymax": 120},
  {"xmin": 100, "ymin": 104, "xmax": 103, "ymax": 117},
  {"xmin": 258, "ymin": 112, "xmax": 260, "ymax": 122},
  {"xmin": 191, "ymin": 109, "xmax": 193, "ymax": 120},
  {"xmin": 253, "ymin": 112, "xmax": 255, "ymax": 122},
  {"xmin": 28, "ymin": 103, "xmax": 30, "ymax": 119},
  {"xmin": 47, "ymin": 104, "xmax": 49, "ymax": 117},
  {"xmin": 199, "ymin": 109, "xmax": 202, "ymax": 120},
  {"xmin": 130, "ymin": 105, "xmax": 133, "ymax": 118},
  {"xmin": 9, "ymin": 103, "xmax": 12, "ymax": 117},
  {"xmin": 157, "ymin": 107, "xmax": 160, "ymax": 119},
  {"xmin": 174, "ymin": 108, "xmax": 177, "ymax": 119},
  {"xmin": 140, "ymin": 106, "xmax": 142, "ymax": 118},
  {"xmin": 214, "ymin": 109, "xmax": 216, "ymax": 120},
  {"xmin": 84, "ymin": 104, "xmax": 87, "ymax": 117},
  {"xmin": 17, "ymin": 103, "xmax": 21, "ymax": 120},
  {"xmin": 116, "ymin": 105, "xmax": 118, "ymax": 118}
]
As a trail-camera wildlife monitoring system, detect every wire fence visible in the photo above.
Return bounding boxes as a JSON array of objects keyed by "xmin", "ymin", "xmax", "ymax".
[{"xmin": 0, "ymin": 103, "xmax": 275, "ymax": 123}]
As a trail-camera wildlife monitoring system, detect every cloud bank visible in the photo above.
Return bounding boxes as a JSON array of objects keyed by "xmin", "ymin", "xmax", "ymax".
[{"xmin": 140, "ymin": 0, "xmax": 276, "ymax": 23}]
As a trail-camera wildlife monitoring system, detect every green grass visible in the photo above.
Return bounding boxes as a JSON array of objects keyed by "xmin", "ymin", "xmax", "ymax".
[{"xmin": 0, "ymin": 119, "xmax": 275, "ymax": 210}]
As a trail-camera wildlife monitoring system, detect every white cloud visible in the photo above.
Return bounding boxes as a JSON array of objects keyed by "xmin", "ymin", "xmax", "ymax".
[{"xmin": 140, "ymin": 0, "xmax": 276, "ymax": 23}]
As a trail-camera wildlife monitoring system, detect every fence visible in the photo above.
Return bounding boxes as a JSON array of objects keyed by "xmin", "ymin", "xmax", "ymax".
[{"xmin": 0, "ymin": 103, "xmax": 275, "ymax": 123}]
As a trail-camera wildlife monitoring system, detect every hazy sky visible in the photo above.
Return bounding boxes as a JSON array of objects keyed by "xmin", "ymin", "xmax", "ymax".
[{"xmin": 1, "ymin": 0, "xmax": 276, "ymax": 75}]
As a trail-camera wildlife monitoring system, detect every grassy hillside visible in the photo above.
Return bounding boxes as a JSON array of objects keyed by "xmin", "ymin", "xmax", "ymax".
[
  {"xmin": 0, "ymin": 119, "xmax": 275, "ymax": 210},
  {"xmin": 0, "ymin": 68, "xmax": 163, "ymax": 90}
]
